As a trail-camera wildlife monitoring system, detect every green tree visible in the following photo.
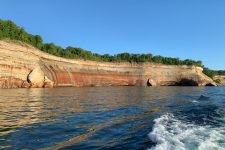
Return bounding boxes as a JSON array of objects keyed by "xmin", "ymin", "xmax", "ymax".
[{"xmin": 0, "ymin": 19, "xmax": 224, "ymax": 78}]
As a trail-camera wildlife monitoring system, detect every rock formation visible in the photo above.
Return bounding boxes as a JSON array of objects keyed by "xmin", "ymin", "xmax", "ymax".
[
  {"xmin": 213, "ymin": 76, "xmax": 225, "ymax": 86},
  {"xmin": 44, "ymin": 76, "xmax": 54, "ymax": 88},
  {"xmin": 0, "ymin": 40, "xmax": 216, "ymax": 88},
  {"xmin": 28, "ymin": 67, "xmax": 45, "ymax": 87}
]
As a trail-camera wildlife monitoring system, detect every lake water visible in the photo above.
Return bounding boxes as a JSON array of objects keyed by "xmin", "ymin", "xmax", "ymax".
[{"xmin": 0, "ymin": 87, "xmax": 225, "ymax": 150}]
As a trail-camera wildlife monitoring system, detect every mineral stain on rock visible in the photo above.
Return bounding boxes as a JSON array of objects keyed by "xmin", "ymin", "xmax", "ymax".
[{"xmin": 0, "ymin": 40, "xmax": 216, "ymax": 88}]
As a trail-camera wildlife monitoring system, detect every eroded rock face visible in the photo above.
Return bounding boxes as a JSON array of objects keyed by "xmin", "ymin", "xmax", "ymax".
[
  {"xmin": 147, "ymin": 79, "xmax": 157, "ymax": 86},
  {"xmin": 213, "ymin": 76, "xmax": 225, "ymax": 86},
  {"xmin": 0, "ymin": 40, "xmax": 216, "ymax": 88},
  {"xmin": 44, "ymin": 76, "xmax": 54, "ymax": 88},
  {"xmin": 27, "ymin": 67, "xmax": 54, "ymax": 88},
  {"xmin": 28, "ymin": 67, "xmax": 45, "ymax": 88},
  {"xmin": 21, "ymin": 81, "xmax": 30, "ymax": 88}
]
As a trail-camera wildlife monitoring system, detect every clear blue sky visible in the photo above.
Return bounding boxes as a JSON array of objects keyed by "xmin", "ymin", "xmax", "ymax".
[{"xmin": 0, "ymin": 0, "xmax": 224, "ymax": 69}]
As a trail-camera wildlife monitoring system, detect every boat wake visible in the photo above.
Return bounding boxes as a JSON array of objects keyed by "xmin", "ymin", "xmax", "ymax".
[{"xmin": 148, "ymin": 113, "xmax": 225, "ymax": 150}]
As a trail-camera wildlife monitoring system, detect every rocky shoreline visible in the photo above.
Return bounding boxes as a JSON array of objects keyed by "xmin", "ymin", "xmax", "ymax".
[
  {"xmin": 0, "ymin": 40, "xmax": 216, "ymax": 88},
  {"xmin": 213, "ymin": 75, "xmax": 225, "ymax": 86}
]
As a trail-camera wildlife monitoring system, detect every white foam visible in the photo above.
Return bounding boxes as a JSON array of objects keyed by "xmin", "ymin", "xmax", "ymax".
[
  {"xmin": 148, "ymin": 113, "xmax": 225, "ymax": 150},
  {"xmin": 192, "ymin": 100, "xmax": 198, "ymax": 103}
]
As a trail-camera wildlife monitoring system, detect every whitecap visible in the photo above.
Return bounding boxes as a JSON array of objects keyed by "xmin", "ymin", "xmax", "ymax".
[{"xmin": 148, "ymin": 113, "xmax": 225, "ymax": 150}]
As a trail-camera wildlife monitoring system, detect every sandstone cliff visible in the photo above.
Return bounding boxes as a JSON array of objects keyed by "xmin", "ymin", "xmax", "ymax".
[
  {"xmin": 0, "ymin": 40, "xmax": 216, "ymax": 88},
  {"xmin": 213, "ymin": 76, "xmax": 225, "ymax": 86}
]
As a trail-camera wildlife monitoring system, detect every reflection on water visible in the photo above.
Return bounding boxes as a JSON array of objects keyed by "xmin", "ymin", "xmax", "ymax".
[{"xmin": 0, "ymin": 87, "xmax": 224, "ymax": 149}]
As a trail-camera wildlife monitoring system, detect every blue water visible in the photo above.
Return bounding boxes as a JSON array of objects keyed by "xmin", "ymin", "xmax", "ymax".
[{"xmin": 0, "ymin": 87, "xmax": 224, "ymax": 150}]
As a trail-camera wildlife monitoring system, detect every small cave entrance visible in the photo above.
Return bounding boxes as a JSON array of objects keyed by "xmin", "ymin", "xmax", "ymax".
[
  {"xmin": 205, "ymin": 83, "xmax": 215, "ymax": 86},
  {"xmin": 147, "ymin": 81, "xmax": 152, "ymax": 86},
  {"xmin": 147, "ymin": 79, "xmax": 154, "ymax": 86},
  {"xmin": 177, "ymin": 79, "xmax": 198, "ymax": 86}
]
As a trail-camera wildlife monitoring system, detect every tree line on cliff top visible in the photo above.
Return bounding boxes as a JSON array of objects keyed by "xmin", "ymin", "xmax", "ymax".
[{"xmin": 0, "ymin": 19, "xmax": 223, "ymax": 78}]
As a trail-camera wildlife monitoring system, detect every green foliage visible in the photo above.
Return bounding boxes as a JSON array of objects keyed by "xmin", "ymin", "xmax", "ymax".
[
  {"xmin": 202, "ymin": 67, "xmax": 225, "ymax": 78},
  {"xmin": 203, "ymin": 67, "xmax": 216, "ymax": 78},
  {"xmin": 0, "ymin": 19, "xmax": 43, "ymax": 48},
  {"xmin": 0, "ymin": 19, "xmax": 204, "ymax": 66},
  {"xmin": 214, "ymin": 79, "xmax": 221, "ymax": 84},
  {"xmin": 217, "ymin": 70, "xmax": 225, "ymax": 75},
  {"xmin": 0, "ymin": 19, "xmax": 224, "ymax": 78}
]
